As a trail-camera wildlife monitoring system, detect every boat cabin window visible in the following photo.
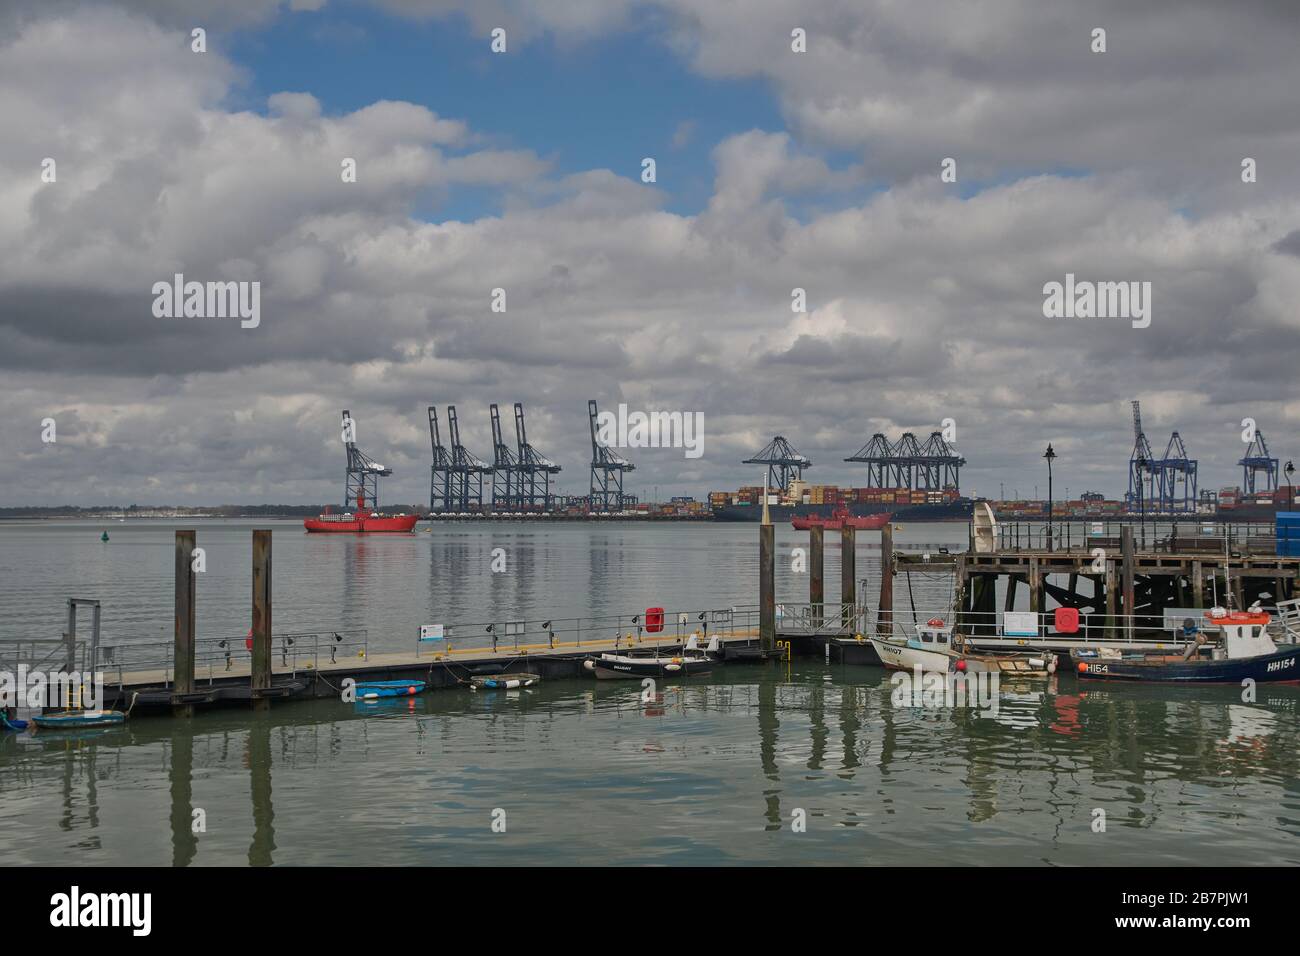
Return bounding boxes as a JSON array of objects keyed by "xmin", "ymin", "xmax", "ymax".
[
  {"xmin": 920, "ymin": 631, "xmax": 932, "ymax": 644},
  {"xmin": 919, "ymin": 629, "xmax": 950, "ymax": 645}
]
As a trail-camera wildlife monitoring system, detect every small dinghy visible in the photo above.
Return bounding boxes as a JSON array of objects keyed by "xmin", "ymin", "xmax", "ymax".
[
  {"xmin": 871, "ymin": 619, "xmax": 1056, "ymax": 677},
  {"xmin": 470, "ymin": 673, "xmax": 540, "ymax": 691},
  {"xmin": 355, "ymin": 680, "xmax": 426, "ymax": 701},
  {"xmin": 583, "ymin": 635, "xmax": 720, "ymax": 680},
  {"xmin": 1072, "ymin": 606, "xmax": 1300, "ymax": 683},
  {"xmin": 32, "ymin": 710, "xmax": 126, "ymax": 730},
  {"xmin": 2, "ymin": 715, "xmax": 28, "ymax": 732}
]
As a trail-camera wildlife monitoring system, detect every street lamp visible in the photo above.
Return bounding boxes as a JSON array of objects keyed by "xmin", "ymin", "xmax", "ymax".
[
  {"xmin": 1044, "ymin": 444, "xmax": 1057, "ymax": 551},
  {"xmin": 1286, "ymin": 461, "xmax": 1295, "ymax": 510}
]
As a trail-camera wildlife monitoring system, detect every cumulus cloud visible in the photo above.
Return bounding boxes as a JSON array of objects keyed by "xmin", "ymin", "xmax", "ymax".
[{"xmin": 2, "ymin": 0, "xmax": 1299, "ymax": 507}]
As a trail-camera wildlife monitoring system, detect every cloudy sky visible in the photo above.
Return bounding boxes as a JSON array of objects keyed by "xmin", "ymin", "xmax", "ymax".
[{"xmin": 3, "ymin": 0, "xmax": 1299, "ymax": 506}]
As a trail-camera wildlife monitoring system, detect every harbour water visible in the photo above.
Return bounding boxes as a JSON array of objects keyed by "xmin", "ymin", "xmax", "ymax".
[{"xmin": 2, "ymin": 520, "xmax": 1298, "ymax": 866}]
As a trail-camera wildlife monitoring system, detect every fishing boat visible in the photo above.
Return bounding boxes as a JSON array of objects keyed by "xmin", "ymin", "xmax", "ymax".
[
  {"xmin": 31, "ymin": 710, "xmax": 126, "ymax": 730},
  {"xmin": 871, "ymin": 618, "xmax": 1056, "ymax": 676},
  {"xmin": 791, "ymin": 505, "xmax": 892, "ymax": 531},
  {"xmin": 1072, "ymin": 606, "xmax": 1300, "ymax": 684},
  {"xmin": 354, "ymin": 679, "xmax": 426, "ymax": 700},
  {"xmin": 470, "ymin": 672, "xmax": 540, "ymax": 690},
  {"xmin": 2, "ymin": 715, "xmax": 28, "ymax": 732},
  {"xmin": 583, "ymin": 635, "xmax": 720, "ymax": 680}
]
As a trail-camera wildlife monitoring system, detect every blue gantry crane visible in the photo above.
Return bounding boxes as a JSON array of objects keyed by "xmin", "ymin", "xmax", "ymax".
[
  {"xmin": 588, "ymin": 399, "xmax": 635, "ymax": 512},
  {"xmin": 744, "ymin": 436, "xmax": 810, "ymax": 493},
  {"xmin": 845, "ymin": 430, "xmax": 962, "ymax": 490},
  {"xmin": 1126, "ymin": 401, "xmax": 1158, "ymax": 512},
  {"xmin": 1240, "ymin": 428, "xmax": 1279, "ymax": 495}
]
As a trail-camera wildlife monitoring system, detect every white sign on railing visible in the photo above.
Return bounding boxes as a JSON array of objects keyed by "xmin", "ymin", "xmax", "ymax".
[
  {"xmin": 1002, "ymin": 611, "xmax": 1039, "ymax": 637},
  {"xmin": 419, "ymin": 624, "xmax": 444, "ymax": 642},
  {"xmin": 505, "ymin": 621, "xmax": 525, "ymax": 639},
  {"xmin": 1089, "ymin": 522, "xmax": 1104, "ymax": 536}
]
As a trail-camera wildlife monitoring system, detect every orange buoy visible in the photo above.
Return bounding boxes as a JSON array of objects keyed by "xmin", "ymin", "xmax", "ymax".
[{"xmin": 1077, "ymin": 661, "xmax": 1088, "ymax": 673}]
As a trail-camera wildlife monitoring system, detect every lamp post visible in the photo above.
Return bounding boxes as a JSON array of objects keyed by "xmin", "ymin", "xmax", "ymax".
[
  {"xmin": 1286, "ymin": 460, "xmax": 1295, "ymax": 511},
  {"xmin": 1044, "ymin": 444, "xmax": 1056, "ymax": 551}
]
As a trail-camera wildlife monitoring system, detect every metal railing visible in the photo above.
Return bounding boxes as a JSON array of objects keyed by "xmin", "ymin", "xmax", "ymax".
[
  {"xmin": 90, "ymin": 630, "xmax": 370, "ymax": 688},
  {"xmin": 409, "ymin": 601, "xmax": 880, "ymax": 658},
  {"xmin": 996, "ymin": 519, "xmax": 1276, "ymax": 554},
  {"xmin": 876, "ymin": 606, "xmax": 1294, "ymax": 647}
]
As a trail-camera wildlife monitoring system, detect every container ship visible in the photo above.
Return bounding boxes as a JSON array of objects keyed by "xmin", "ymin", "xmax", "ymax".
[{"xmin": 711, "ymin": 479, "xmax": 974, "ymax": 523}]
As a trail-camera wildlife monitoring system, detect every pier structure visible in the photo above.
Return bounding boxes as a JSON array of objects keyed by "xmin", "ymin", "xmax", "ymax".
[{"xmin": 885, "ymin": 523, "xmax": 1299, "ymax": 652}]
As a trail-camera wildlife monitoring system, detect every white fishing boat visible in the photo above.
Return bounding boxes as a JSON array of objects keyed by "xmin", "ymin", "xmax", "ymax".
[
  {"xmin": 872, "ymin": 618, "xmax": 1056, "ymax": 676},
  {"xmin": 583, "ymin": 635, "xmax": 720, "ymax": 680}
]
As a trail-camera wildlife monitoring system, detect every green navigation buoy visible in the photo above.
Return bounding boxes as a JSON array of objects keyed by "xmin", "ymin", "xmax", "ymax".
[{"xmin": 101, "ymin": 531, "xmax": 109, "ymax": 542}]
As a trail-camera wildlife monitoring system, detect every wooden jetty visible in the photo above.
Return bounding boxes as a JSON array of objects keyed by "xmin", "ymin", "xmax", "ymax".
[{"xmin": 14, "ymin": 512, "xmax": 1298, "ymax": 720}]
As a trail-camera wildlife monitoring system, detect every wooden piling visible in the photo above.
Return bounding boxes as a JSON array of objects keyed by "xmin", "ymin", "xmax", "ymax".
[
  {"xmin": 1104, "ymin": 561, "xmax": 1117, "ymax": 640},
  {"xmin": 809, "ymin": 525, "xmax": 824, "ymax": 628},
  {"xmin": 759, "ymin": 522, "xmax": 775, "ymax": 655},
  {"xmin": 174, "ymin": 530, "xmax": 197, "ymax": 718},
  {"xmin": 878, "ymin": 523, "xmax": 894, "ymax": 638},
  {"xmin": 251, "ymin": 529, "xmax": 272, "ymax": 711},
  {"xmin": 841, "ymin": 526, "xmax": 856, "ymax": 631},
  {"xmin": 1121, "ymin": 526, "xmax": 1135, "ymax": 640}
]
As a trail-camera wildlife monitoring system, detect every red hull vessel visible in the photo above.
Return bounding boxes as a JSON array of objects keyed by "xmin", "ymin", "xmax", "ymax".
[
  {"xmin": 304, "ymin": 495, "xmax": 418, "ymax": 534},
  {"xmin": 791, "ymin": 505, "xmax": 892, "ymax": 531}
]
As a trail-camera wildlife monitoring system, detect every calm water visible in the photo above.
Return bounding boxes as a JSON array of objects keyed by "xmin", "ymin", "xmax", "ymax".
[{"xmin": 1, "ymin": 520, "xmax": 1297, "ymax": 865}]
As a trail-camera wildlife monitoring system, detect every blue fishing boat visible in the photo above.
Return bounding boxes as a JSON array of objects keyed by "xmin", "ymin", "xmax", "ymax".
[
  {"xmin": 31, "ymin": 710, "xmax": 126, "ymax": 730},
  {"xmin": 2, "ymin": 715, "xmax": 28, "ymax": 732},
  {"xmin": 1073, "ymin": 607, "xmax": 1300, "ymax": 684},
  {"xmin": 355, "ymin": 679, "xmax": 426, "ymax": 701}
]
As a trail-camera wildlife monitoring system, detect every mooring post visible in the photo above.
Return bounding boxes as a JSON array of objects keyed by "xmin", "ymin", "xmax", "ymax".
[
  {"xmin": 1028, "ymin": 557, "xmax": 1041, "ymax": 616},
  {"xmin": 759, "ymin": 518, "xmax": 775, "ymax": 657},
  {"xmin": 251, "ymin": 529, "xmax": 273, "ymax": 711},
  {"xmin": 1121, "ymin": 526, "xmax": 1135, "ymax": 641},
  {"xmin": 841, "ymin": 525, "xmax": 856, "ymax": 632},
  {"xmin": 64, "ymin": 599, "xmax": 77, "ymax": 675},
  {"xmin": 174, "ymin": 530, "xmax": 197, "ymax": 718},
  {"xmin": 809, "ymin": 525, "xmax": 824, "ymax": 629},
  {"xmin": 878, "ymin": 523, "xmax": 894, "ymax": 638},
  {"xmin": 1104, "ymin": 561, "xmax": 1117, "ymax": 640}
]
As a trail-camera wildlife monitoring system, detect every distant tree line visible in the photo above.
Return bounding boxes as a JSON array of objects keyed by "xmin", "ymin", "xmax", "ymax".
[{"xmin": 0, "ymin": 504, "xmax": 429, "ymax": 518}]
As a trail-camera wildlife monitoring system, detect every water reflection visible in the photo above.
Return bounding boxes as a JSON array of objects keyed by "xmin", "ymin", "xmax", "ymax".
[{"xmin": 1, "ymin": 667, "xmax": 1298, "ymax": 865}]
